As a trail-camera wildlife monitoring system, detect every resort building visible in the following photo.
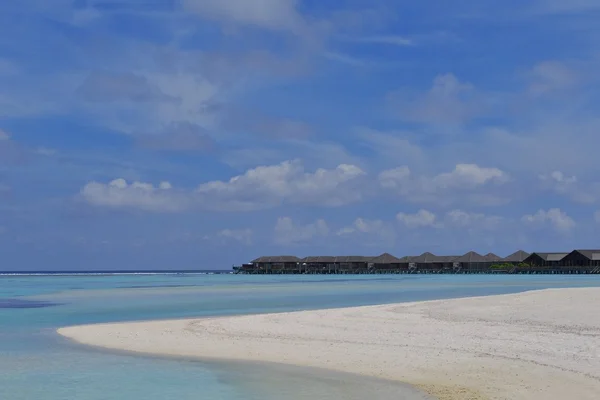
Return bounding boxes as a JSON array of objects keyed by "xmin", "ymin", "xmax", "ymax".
[
  {"xmin": 235, "ymin": 248, "xmax": 600, "ymax": 274},
  {"xmin": 561, "ymin": 250, "xmax": 600, "ymax": 270},
  {"xmin": 484, "ymin": 253, "xmax": 502, "ymax": 262},
  {"xmin": 523, "ymin": 252, "xmax": 570, "ymax": 268},
  {"xmin": 453, "ymin": 251, "xmax": 492, "ymax": 272},
  {"xmin": 240, "ymin": 256, "xmax": 301, "ymax": 274},
  {"xmin": 502, "ymin": 250, "xmax": 530, "ymax": 264},
  {"xmin": 300, "ymin": 256, "xmax": 371, "ymax": 274},
  {"xmin": 369, "ymin": 253, "xmax": 404, "ymax": 272},
  {"xmin": 401, "ymin": 253, "xmax": 460, "ymax": 272}
]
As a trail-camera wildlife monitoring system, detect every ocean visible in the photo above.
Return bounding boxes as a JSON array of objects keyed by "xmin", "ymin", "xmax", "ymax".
[{"xmin": 2, "ymin": 273, "xmax": 600, "ymax": 400}]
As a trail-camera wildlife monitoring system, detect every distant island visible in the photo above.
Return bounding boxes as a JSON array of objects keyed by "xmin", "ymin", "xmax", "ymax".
[{"xmin": 234, "ymin": 249, "xmax": 600, "ymax": 274}]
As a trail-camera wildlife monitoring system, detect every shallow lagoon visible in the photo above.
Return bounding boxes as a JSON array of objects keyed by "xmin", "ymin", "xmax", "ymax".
[{"xmin": 2, "ymin": 274, "xmax": 600, "ymax": 400}]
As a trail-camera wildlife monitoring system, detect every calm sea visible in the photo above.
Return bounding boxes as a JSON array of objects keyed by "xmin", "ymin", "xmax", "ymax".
[{"xmin": 2, "ymin": 273, "xmax": 600, "ymax": 400}]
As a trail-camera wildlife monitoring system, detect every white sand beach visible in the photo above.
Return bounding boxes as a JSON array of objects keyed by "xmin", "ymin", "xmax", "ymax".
[{"xmin": 58, "ymin": 288, "xmax": 600, "ymax": 400}]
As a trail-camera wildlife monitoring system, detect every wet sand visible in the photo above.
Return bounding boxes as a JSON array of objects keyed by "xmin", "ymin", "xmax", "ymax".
[
  {"xmin": 214, "ymin": 360, "xmax": 435, "ymax": 400},
  {"xmin": 58, "ymin": 288, "xmax": 600, "ymax": 400}
]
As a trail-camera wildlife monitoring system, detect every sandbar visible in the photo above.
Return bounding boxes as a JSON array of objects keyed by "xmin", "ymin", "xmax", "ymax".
[{"xmin": 58, "ymin": 288, "xmax": 600, "ymax": 400}]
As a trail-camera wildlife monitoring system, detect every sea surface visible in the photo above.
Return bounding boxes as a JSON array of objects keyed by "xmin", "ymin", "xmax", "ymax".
[{"xmin": 2, "ymin": 273, "xmax": 600, "ymax": 400}]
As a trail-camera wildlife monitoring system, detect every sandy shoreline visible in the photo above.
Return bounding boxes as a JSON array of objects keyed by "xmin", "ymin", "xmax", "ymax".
[{"xmin": 58, "ymin": 288, "xmax": 600, "ymax": 400}]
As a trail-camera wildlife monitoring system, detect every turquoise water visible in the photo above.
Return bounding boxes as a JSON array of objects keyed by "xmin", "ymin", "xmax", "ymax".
[{"xmin": 2, "ymin": 274, "xmax": 600, "ymax": 400}]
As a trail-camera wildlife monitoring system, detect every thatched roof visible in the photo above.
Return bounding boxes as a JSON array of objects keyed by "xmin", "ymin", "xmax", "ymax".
[
  {"xmin": 251, "ymin": 256, "xmax": 300, "ymax": 263},
  {"xmin": 249, "ymin": 249, "xmax": 586, "ymax": 265},
  {"xmin": 484, "ymin": 252, "xmax": 502, "ymax": 261},
  {"xmin": 437, "ymin": 255, "xmax": 459, "ymax": 262},
  {"xmin": 301, "ymin": 256, "xmax": 336, "ymax": 263},
  {"xmin": 502, "ymin": 250, "xmax": 530, "ymax": 262},
  {"xmin": 335, "ymin": 256, "xmax": 372, "ymax": 263},
  {"xmin": 527, "ymin": 252, "xmax": 568, "ymax": 262},
  {"xmin": 398, "ymin": 253, "xmax": 457, "ymax": 263},
  {"xmin": 570, "ymin": 250, "xmax": 600, "ymax": 260},
  {"xmin": 410, "ymin": 252, "xmax": 437, "ymax": 263},
  {"xmin": 300, "ymin": 256, "xmax": 372, "ymax": 263},
  {"xmin": 454, "ymin": 251, "xmax": 488, "ymax": 263},
  {"xmin": 370, "ymin": 253, "xmax": 402, "ymax": 264}
]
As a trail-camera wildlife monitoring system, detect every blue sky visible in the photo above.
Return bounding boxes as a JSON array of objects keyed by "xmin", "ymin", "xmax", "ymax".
[{"xmin": 2, "ymin": 0, "xmax": 600, "ymax": 270}]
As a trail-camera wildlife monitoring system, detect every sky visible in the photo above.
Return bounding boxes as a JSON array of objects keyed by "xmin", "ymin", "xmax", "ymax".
[{"xmin": 2, "ymin": 0, "xmax": 600, "ymax": 270}]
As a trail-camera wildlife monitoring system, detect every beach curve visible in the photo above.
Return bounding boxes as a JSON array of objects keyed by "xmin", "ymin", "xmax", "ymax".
[{"xmin": 58, "ymin": 288, "xmax": 600, "ymax": 400}]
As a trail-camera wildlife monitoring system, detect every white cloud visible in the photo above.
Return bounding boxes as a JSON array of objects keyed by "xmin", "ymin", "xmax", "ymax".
[
  {"xmin": 221, "ymin": 148, "xmax": 286, "ymax": 169},
  {"xmin": 435, "ymin": 164, "xmax": 508, "ymax": 188},
  {"xmin": 395, "ymin": 209, "xmax": 504, "ymax": 232},
  {"xmin": 378, "ymin": 164, "xmax": 509, "ymax": 206},
  {"xmin": 274, "ymin": 217, "xmax": 329, "ymax": 245},
  {"xmin": 78, "ymin": 71, "xmax": 220, "ymax": 138},
  {"xmin": 335, "ymin": 227, "xmax": 355, "ymax": 236},
  {"xmin": 378, "ymin": 166, "xmax": 411, "ymax": 189},
  {"xmin": 222, "ymin": 139, "xmax": 361, "ymax": 171},
  {"xmin": 472, "ymin": 120, "xmax": 600, "ymax": 175},
  {"xmin": 539, "ymin": 170, "xmax": 577, "ymax": 186},
  {"xmin": 538, "ymin": 171, "xmax": 600, "ymax": 204},
  {"xmin": 353, "ymin": 218, "xmax": 384, "ymax": 234},
  {"xmin": 528, "ymin": 61, "xmax": 578, "ymax": 96},
  {"xmin": 539, "ymin": 170, "xmax": 578, "ymax": 195},
  {"xmin": 80, "ymin": 160, "xmax": 367, "ymax": 212},
  {"xmin": 337, "ymin": 218, "xmax": 384, "ymax": 235},
  {"xmin": 522, "ymin": 208, "xmax": 575, "ymax": 232},
  {"xmin": 396, "ymin": 209, "xmax": 438, "ymax": 228},
  {"xmin": 356, "ymin": 127, "xmax": 424, "ymax": 166},
  {"xmin": 390, "ymin": 73, "xmax": 484, "ymax": 126},
  {"xmin": 0, "ymin": 0, "xmax": 321, "ymax": 143},
  {"xmin": 217, "ymin": 228, "xmax": 253, "ymax": 245},
  {"xmin": 196, "ymin": 160, "xmax": 366, "ymax": 210},
  {"xmin": 183, "ymin": 0, "xmax": 304, "ymax": 33},
  {"xmin": 444, "ymin": 210, "xmax": 505, "ymax": 231},
  {"xmin": 336, "ymin": 217, "xmax": 396, "ymax": 246},
  {"xmin": 356, "ymin": 35, "xmax": 414, "ymax": 46},
  {"xmin": 149, "ymin": 73, "xmax": 220, "ymax": 132},
  {"xmin": 80, "ymin": 179, "xmax": 187, "ymax": 213}
]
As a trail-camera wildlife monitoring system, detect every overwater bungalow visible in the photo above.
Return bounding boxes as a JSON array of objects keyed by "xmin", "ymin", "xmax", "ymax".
[
  {"xmin": 300, "ymin": 256, "xmax": 372, "ymax": 274},
  {"xmin": 523, "ymin": 252, "xmax": 569, "ymax": 268},
  {"xmin": 502, "ymin": 250, "xmax": 530, "ymax": 264},
  {"xmin": 336, "ymin": 256, "xmax": 372, "ymax": 272},
  {"xmin": 300, "ymin": 256, "xmax": 337, "ymax": 274},
  {"xmin": 454, "ymin": 251, "xmax": 492, "ymax": 272},
  {"xmin": 369, "ymin": 253, "xmax": 405, "ymax": 273},
  {"xmin": 404, "ymin": 253, "xmax": 459, "ymax": 273},
  {"xmin": 250, "ymin": 256, "xmax": 301, "ymax": 274},
  {"xmin": 485, "ymin": 253, "xmax": 502, "ymax": 262},
  {"xmin": 234, "ymin": 248, "xmax": 600, "ymax": 275},
  {"xmin": 555, "ymin": 250, "xmax": 600, "ymax": 273}
]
